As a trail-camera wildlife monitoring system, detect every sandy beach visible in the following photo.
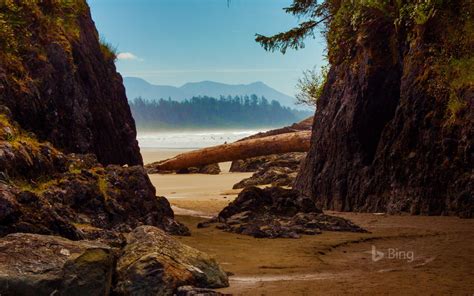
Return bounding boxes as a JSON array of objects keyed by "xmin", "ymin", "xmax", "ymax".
[
  {"xmin": 142, "ymin": 148, "xmax": 252, "ymax": 216},
  {"xmin": 143, "ymin": 148, "xmax": 474, "ymax": 295}
]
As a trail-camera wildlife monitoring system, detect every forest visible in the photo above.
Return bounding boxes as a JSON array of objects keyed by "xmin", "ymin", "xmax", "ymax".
[{"xmin": 129, "ymin": 95, "xmax": 312, "ymax": 129}]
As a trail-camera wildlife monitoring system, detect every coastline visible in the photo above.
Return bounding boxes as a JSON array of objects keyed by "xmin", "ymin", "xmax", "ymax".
[
  {"xmin": 142, "ymin": 148, "xmax": 252, "ymax": 216},
  {"xmin": 143, "ymin": 148, "xmax": 474, "ymax": 295}
]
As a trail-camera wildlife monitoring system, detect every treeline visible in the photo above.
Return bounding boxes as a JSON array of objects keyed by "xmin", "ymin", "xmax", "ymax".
[{"xmin": 129, "ymin": 95, "xmax": 312, "ymax": 129}]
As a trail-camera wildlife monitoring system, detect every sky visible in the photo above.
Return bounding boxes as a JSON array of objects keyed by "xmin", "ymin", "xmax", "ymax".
[{"xmin": 88, "ymin": 0, "xmax": 326, "ymax": 97}]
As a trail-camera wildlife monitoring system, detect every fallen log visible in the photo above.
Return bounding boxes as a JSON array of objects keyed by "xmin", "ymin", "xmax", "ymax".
[{"xmin": 149, "ymin": 131, "xmax": 311, "ymax": 171}]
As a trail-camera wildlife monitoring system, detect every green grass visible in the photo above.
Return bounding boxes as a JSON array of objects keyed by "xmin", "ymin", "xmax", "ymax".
[{"xmin": 100, "ymin": 38, "xmax": 117, "ymax": 62}]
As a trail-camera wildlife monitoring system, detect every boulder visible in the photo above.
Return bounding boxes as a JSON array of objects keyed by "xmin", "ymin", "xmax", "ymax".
[
  {"xmin": 114, "ymin": 226, "xmax": 229, "ymax": 296},
  {"xmin": 231, "ymin": 153, "xmax": 305, "ymax": 189},
  {"xmin": 230, "ymin": 152, "xmax": 305, "ymax": 173},
  {"xmin": 176, "ymin": 164, "xmax": 221, "ymax": 175},
  {"xmin": 202, "ymin": 187, "xmax": 367, "ymax": 239},
  {"xmin": 0, "ymin": 233, "xmax": 115, "ymax": 296},
  {"xmin": 146, "ymin": 163, "xmax": 221, "ymax": 175},
  {"xmin": 232, "ymin": 167, "xmax": 297, "ymax": 189}
]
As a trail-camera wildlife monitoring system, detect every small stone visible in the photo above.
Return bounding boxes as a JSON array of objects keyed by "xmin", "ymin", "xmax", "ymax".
[{"xmin": 59, "ymin": 248, "xmax": 71, "ymax": 256}]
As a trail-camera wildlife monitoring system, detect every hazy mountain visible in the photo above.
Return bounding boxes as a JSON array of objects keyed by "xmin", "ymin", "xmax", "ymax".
[{"xmin": 123, "ymin": 77, "xmax": 298, "ymax": 108}]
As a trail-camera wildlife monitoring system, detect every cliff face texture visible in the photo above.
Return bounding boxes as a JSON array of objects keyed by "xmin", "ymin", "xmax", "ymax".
[
  {"xmin": 0, "ymin": 2, "xmax": 189, "ymax": 241},
  {"xmin": 0, "ymin": 1, "xmax": 141, "ymax": 165},
  {"xmin": 295, "ymin": 1, "xmax": 473, "ymax": 217}
]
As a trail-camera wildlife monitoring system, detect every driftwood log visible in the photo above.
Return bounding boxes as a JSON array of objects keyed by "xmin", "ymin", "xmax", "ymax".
[{"xmin": 149, "ymin": 131, "xmax": 311, "ymax": 171}]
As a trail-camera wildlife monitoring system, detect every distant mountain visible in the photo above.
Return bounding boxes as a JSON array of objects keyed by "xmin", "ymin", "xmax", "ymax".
[{"xmin": 123, "ymin": 77, "xmax": 299, "ymax": 108}]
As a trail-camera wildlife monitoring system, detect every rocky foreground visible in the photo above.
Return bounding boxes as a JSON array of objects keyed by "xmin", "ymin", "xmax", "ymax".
[
  {"xmin": 0, "ymin": 108, "xmax": 189, "ymax": 243},
  {"xmin": 0, "ymin": 2, "xmax": 231, "ymax": 294},
  {"xmin": 199, "ymin": 187, "xmax": 367, "ymax": 238},
  {"xmin": 0, "ymin": 226, "xmax": 229, "ymax": 296},
  {"xmin": 231, "ymin": 152, "xmax": 306, "ymax": 188}
]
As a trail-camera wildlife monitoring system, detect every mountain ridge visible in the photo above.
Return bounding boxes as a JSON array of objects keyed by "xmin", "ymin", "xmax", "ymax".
[{"xmin": 124, "ymin": 77, "xmax": 300, "ymax": 108}]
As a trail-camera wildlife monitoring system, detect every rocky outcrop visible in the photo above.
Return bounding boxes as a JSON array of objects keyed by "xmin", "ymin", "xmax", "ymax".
[
  {"xmin": 0, "ymin": 111, "xmax": 189, "ymax": 243},
  {"xmin": 0, "ymin": 1, "xmax": 141, "ymax": 165},
  {"xmin": 0, "ymin": 233, "xmax": 115, "ymax": 296},
  {"xmin": 295, "ymin": 1, "xmax": 473, "ymax": 217},
  {"xmin": 114, "ymin": 226, "xmax": 229, "ymax": 295},
  {"xmin": 0, "ymin": 2, "xmax": 229, "ymax": 295},
  {"xmin": 0, "ymin": 228, "xmax": 229, "ymax": 296},
  {"xmin": 201, "ymin": 187, "xmax": 366, "ymax": 238},
  {"xmin": 176, "ymin": 164, "xmax": 221, "ymax": 175},
  {"xmin": 233, "ymin": 166, "xmax": 297, "ymax": 189},
  {"xmin": 146, "ymin": 163, "xmax": 221, "ymax": 175},
  {"xmin": 230, "ymin": 152, "xmax": 305, "ymax": 172},
  {"xmin": 231, "ymin": 152, "xmax": 305, "ymax": 188}
]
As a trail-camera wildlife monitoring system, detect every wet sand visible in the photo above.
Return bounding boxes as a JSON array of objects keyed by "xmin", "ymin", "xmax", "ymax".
[
  {"xmin": 176, "ymin": 214, "xmax": 474, "ymax": 295},
  {"xmin": 143, "ymin": 148, "xmax": 474, "ymax": 295}
]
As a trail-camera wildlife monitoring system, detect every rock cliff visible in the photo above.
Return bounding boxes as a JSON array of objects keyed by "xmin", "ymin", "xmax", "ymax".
[
  {"xmin": 0, "ymin": 110, "xmax": 189, "ymax": 243},
  {"xmin": 295, "ymin": 1, "xmax": 473, "ymax": 217},
  {"xmin": 0, "ymin": 2, "xmax": 230, "ymax": 294},
  {"xmin": 0, "ymin": 1, "xmax": 141, "ymax": 165}
]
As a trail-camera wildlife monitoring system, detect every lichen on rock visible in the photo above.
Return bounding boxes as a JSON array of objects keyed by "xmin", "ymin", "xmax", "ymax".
[
  {"xmin": 294, "ymin": 0, "xmax": 473, "ymax": 217},
  {"xmin": 0, "ymin": 233, "xmax": 115, "ymax": 296},
  {"xmin": 114, "ymin": 226, "xmax": 229, "ymax": 296},
  {"xmin": 0, "ymin": 109, "xmax": 189, "ymax": 243},
  {"xmin": 0, "ymin": 0, "xmax": 141, "ymax": 165}
]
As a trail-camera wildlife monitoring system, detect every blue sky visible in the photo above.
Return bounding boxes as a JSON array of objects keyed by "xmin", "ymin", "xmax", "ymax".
[{"xmin": 88, "ymin": 0, "xmax": 326, "ymax": 96}]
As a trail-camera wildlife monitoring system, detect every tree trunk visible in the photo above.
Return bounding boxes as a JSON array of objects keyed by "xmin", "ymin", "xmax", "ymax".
[{"xmin": 148, "ymin": 131, "xmax": 311, "ymax": 171}]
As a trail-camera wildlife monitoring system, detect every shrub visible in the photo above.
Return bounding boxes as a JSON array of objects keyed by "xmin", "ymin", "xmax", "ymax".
[{"xmin": 99, "ymin": 38, "xmax": 117, "ymax": 62}]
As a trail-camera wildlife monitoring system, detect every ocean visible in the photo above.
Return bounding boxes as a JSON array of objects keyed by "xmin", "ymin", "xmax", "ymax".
[{"xmin": 137, "ymin": 129, "xmax": 267, "ymax": 149}]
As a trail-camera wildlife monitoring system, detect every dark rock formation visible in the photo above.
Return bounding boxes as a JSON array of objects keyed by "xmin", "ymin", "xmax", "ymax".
[
  {"xmin": 295, "ymin": 2, "xmax": 473, "ymax": 217},
  {"xmin": 230, "ymin": 152, "xmax": 305, "ymax": 172},
  {"xmin": 0, "ymin": 1, "xmax": 141, "ymax": 165},
  {"xmin": 0, "ymin": 2, "xmax": 229, "ymax": 295},
  {"xmin": 201, "ymin": 187, "xmax": 366, "ymax": 238},
  {"xmin": 176, "ymin": 163, "xmax": 221, "ymax": 175},
  {"xmin": 231, "ymin": 152, "xmax": 305, "ymax": 189},
  {"xmin": 232, "ymin": 166, "xmax": 297, "ymax": 189},
  {"xmin": 0, "ymin": 229, "xmax": 230, "ymax": 296},
  {"xmin": 0, "ymin": 111, "xmax": 189, "ymax": 244},
  {"xmin": 114, "ymin": 226, "xmax": 229, "ymax": 295},
  {"xmin": 146, "ymin": 163, "xmax": 221, "ymax": 175},
  {"xmin": 0, "ymin": 233, "xmax": 115, "ymax": 296}
]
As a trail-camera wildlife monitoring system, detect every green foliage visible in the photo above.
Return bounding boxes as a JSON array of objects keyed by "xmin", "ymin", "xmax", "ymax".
[
  {"xmin": 444, "ymin": 56, "xmax": 473, "ymax": 123},
  {"xmin": 129, "ymin": 96, "xmax": 312, "ymax": 129},
  {"xmin": 446, "ymin": 95, "xmax": 465, "ymax": 124},
  {"xmin": 97, "ymin": 175, "xmax": 109, "ymax": 199},
  {"xmin": 400, "ymin": 0, "xmax": 442, "ymax": 25},
  {"xmin": 448, "ymin": 57, "xmax": 474, "ymax": 91},
  {"xmin": 296, "ymin": 65, "xmax": 329, "ymax": 106},
  {"xmin": 258, "ymin": 0, "xmax": 472, "ymax": 128},
  {"xmin": 99, "ymin": 38, "xmax": 117, "ymax": 62},
  {"xmin": 256, "ymin": 0, "xmax": 445, "ymax": 59},
  {"xmin": 256, "ymin": 21, "xmax": 319, "ymax": 54},
  {"xmin": 255, "ymin": 0, "xmax": 332, "ymax": 54},
  {"xmin": 0, "ymin": 0, "xmax": 87, "ymax": 91}
]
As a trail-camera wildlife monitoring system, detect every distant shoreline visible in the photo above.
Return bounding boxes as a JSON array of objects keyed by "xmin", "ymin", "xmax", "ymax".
[{"xmin": 137, "ymin": 128, "xmax": 267, "ymax": 149}]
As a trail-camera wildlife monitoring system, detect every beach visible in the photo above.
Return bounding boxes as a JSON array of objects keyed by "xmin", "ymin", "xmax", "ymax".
[
  {"xmin": 142, "ymin": 147, "xmax": 474, "ymax": 295},
  {"xmin": 142, "ymin": 147, "xmax": 252, "ymax": 216}
]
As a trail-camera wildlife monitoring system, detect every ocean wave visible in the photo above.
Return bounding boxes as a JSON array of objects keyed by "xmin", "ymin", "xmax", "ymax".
[{"xmin": 137, "ymin": 129, "xmax": 266, "ymax": 148}]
